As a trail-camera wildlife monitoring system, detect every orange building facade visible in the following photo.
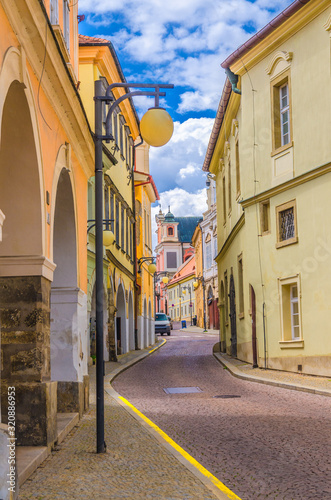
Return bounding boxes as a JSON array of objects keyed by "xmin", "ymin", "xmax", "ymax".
[{"xmin": 0, "ymin": 0, "xmax": 94, "ymax": 466}]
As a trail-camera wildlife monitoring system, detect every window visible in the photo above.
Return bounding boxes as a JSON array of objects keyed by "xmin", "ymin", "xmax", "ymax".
[
  {"xmin": 235, "ymin": 140, "xmax": 240, "ymax": 198},
  {"xmin": 238, "ymin": 254, "xmax": 244, "ymax": 318},
  {"xmin": 276, "ymin": 200, "xmax": 298, "ymax": 248},
  {"xmin": 280, "ymin": 84, "xmax": 290, "ymax": 146},
  {"xmin": 119, "ymin": 115, "xmax": 126, "ymax": 157},
  {"xmin": 110, "ymin": 192, "xmax": 114, "ymax": 232},
  {"xmin": 167, "ymin": 252, "xmax": 177, "ymax": 269},
  {"xmin": 115, "ymin": 199, "xmax": 120, "ymax": 244},
  {"xmin": 50, "ymin": 0, "xmax": 58, "ymax": 24},
  {"xmin": 121, "ymin": 206, "xmax": 125, "ymax": 250},
  {"xmin": 228, "ymin": 159, "xmax": 231, "ymax": 213},
  {"xmin": 205, "ymin": 241, "xmax": 212, "ymax": 269},
  {"xmin": 126, "ymin": 216, "xmax": 129, "ymax": 254},
  {"xmin": 279, "ymin": 277, "xmax": 302, "ymax": 344},
  {"xmin": 260, "ymin": 200, "xmax": 270, "ymax": 235},
  {"xmin": 104, "ymin": 186, "xmax": 109, "ymax": 228},
  {"xmin": 271, "ymin": 71, "xmax": 292, "ymax": 152},
  {"xmin": 147, "ymin": 212, "xmax": 151, "ymax": 248},
  {"xmin": 168, "ymin": 227, "xmax": 173, "ymax": 236},
  {"xmin": 214, "ymin": 238, "xmax": 217, "ymax": 259},
  {"xmin": 63, "ymin": 0, "xmax": 70, "ymax": 51},
  {"xmin": 222, "ymin": 176, "xmax": 226, "ymax": 224},
  {"xmin": 113, "ymin": 109, "xmax": 119, "ymax": 146}
]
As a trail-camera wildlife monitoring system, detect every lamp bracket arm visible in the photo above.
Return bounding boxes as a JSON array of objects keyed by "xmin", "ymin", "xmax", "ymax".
[{"xmin": 105, "ymin": 91, "xmax": 166, "ymax": 135}]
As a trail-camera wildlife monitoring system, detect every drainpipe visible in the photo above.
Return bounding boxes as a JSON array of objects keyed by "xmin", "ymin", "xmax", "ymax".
[{"xmin": 225, "ymin": 68, "xmax": 241, "ymax": 95}]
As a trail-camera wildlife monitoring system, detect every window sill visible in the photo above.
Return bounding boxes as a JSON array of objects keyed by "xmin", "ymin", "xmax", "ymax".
[
  {"xmin": 238, "ymin": 312, "xmax": 244, "ymax": 320},
  {"xmin": 261, "ymin": 230, "xmax": 271, "ymax": 236},
  {"xmin": 271, "ymin": 141, "xmax": 293, "ymax": 158},
  {"xmin": 279, "ymin": 339, "xmax": 304, "ymax": 349},
  {"xmin": 276, "ymin": 236, "xmax": 298, "ymax": 249}
]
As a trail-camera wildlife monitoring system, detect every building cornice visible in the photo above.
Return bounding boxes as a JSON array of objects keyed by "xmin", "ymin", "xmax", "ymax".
[
  {"xmin": 215, "ymin": 214, "xmax": 245, "ymax": 263},
  {"xmin": 241, "ymin": 161, "xmax": 331, "ymax": 208},
  {"xmin": 228, "ymin": 0, "xmax": 330, "ymax": 75},
  {"xmin": 1, "ymin": 0, "xmax": 95, "ymax": 178}
]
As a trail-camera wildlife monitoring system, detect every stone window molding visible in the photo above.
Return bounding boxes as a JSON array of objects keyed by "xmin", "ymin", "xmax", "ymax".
[
  {"xmin": 266, "ymin": 51, "xmax": 293, "ymax": 76},
  {"xmin": 278, "ymin": 274, "xmax": 303, "ymax": 347},
  {"xmin": 323, "ymin": 13, "xmax": 331, "ymax": 34},
  {"xmin": 270, "ymin": 69, "xmax": 293, "ymax": 156},
  {"xmin": 275, "ymin": 199, "xmax": 298, "ymax": 249}
]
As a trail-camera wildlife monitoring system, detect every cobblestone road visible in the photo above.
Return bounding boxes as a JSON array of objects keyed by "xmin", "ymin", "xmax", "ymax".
[
  {"xmin": 113, "ymin": 328, "xmax": 331, "ymax": 500},
  {"xmin": 19, "ymin": 345, "xmax": 221, "ymax": 500}
]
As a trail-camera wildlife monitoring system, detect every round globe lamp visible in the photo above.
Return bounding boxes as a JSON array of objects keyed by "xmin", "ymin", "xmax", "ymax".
[
  {"xmin": 193, "ymin": 281, "xmax": 199, "ymax": 289},
  {"xmin": 148, "ymin": 263, "xmax": 157, "ymax": 274},
  {"xmin": 140, "ymin": 108, "xmax": 174, "ymax": 147},
  {"xmin": 103, "ymin": 230, "xmax": 115, "ymax": 247},
  {"xmin": 162, "ymin": 276, "xmax": 169, "ymax": 285},
  {"xmin": 182, "ymin": 289, "xmax": 186, "ymax": 294}
]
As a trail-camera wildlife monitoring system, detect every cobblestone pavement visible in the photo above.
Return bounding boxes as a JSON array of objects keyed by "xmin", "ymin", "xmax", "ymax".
[
  {"xmin": 18, "ymin": 344, "xmax": 222, "ymax": 500},
  {"xmin": 113, "ymin": 328, "xmax": 331, "ymax": 500}
]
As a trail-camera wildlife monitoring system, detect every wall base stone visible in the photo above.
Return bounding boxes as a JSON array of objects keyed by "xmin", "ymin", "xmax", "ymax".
[{"xmin": 57, "ymin": 381, "xmax": 84, "ymax": 417}]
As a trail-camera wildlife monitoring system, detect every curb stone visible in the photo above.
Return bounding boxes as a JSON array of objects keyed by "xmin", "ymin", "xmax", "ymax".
[{"xmin": 213, "ymin": 351, "xmax": 331, "ymax": 398}]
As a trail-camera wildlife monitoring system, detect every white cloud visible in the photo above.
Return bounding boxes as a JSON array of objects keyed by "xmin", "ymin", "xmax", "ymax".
[
  {"xmin": 148, "ymin": 117, "xmax": 214, "ymax": 192},
  {"xmin": 80, "ymin": 0, "xmax": 293, "ymax": 113}
]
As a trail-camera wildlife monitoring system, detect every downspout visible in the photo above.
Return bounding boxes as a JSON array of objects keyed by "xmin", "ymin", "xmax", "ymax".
[
  {"xmin": 132, "ymin": 138, "xmax": 143, "ymax": 350},
  {"xmin": 225, "ymin": 68, "xmax": 241, "ymax": 95},
  {"xmin": 199, "ymin": 223, "xmax": 207, "ymax": 332}
]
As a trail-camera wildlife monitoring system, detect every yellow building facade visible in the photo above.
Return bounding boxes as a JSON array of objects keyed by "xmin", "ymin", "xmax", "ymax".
[
  {"xmin": 0, "ymin": 0, "xmax": 94, "ymax": 461},
  {"xmin": 205, "ymin": 0, "xmax": 331, "ymax": 376},
  {"xmin": 79, "ymin": 36, "xmax": 140, "ymax": 361},
  {"xmin": 191, "ymin": 224, "xmax": 204, "ymax": 328},
  {"xmin": 135, "ymin": 142, "xmax": 159, "ymax": 348}
]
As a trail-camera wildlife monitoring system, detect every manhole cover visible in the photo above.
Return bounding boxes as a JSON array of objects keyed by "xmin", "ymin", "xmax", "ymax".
[
  {"xmin": 213, "ymin": 395, "xmax": 241, "ymax": 399},
  {"xmin": 163, "ymin": 387, "xmax": 203, "ymax": 394}
]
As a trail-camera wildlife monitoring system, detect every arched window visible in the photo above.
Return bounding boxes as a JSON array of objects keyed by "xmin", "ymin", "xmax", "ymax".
[{"xmin": 168, "ymin": 227, "xmax": 174, "ymax": 236}]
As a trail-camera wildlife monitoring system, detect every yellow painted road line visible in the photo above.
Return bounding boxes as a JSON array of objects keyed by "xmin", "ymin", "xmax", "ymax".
[
  {"xmin": 149, "ymin": 339, "xmax": 166, "ymax": 354},
  {"xmin": 118, "ymin": 396, "xmax": 242, "ymax": 500}
]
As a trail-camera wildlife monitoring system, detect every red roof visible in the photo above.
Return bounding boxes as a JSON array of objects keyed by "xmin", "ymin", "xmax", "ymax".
[{"xmin": 79, "ymin": 34, "xmax": 110, "ymax": 45}]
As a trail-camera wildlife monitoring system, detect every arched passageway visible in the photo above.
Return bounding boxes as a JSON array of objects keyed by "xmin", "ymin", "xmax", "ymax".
[
  {"xmin": 116, "ymin": 284, "xmax": 127, "ymax": 355},
  {"xmin": 128, "ymin": 291, "xmax": 134, "ymax": 351},
  {"xmin": 50, "ymin": 168, "xmax": 87, "ymax": 415},
  {"xmin": 0, "ymin": 80, "xmax": 55, "ymax": 445}
]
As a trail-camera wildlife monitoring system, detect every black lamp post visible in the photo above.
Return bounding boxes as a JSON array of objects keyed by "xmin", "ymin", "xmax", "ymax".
[{"xmin": 94, "ymin": 81, "xmax": 173, "ymax": 454}]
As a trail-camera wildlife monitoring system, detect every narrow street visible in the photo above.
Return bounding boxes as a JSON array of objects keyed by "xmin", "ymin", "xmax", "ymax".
[{"xmin": 113, "ymin": 324, "xmax": 331, "ymax": 500}]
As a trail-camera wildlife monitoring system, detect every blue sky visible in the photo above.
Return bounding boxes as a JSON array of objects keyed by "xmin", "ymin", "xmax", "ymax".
[{"xmin": 78, "ymin": 0, "xmax": 293, "ymax": 235}]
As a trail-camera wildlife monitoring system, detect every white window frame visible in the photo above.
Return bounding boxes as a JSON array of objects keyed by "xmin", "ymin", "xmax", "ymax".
[
  {"xmin": 205, "ymin": 241, "xmax": 212, "ymax": 270},
  {"xmin": 278, "ymin": 275, "xmax": 303, "ymax": 347},
  {"xmin": 290, "ymin": 284, "xmax": 300, "ymax": 340},
  {"xmin": 50, "ymin": 0, "xmax": 58, "ymax": 24},
  {"xmin": 63, "ymin": 0, "xmax": 70, "ymax": 52},
  {"xmin": 280, "ymin": 83, "xmax": 290, "ymax": 146}
]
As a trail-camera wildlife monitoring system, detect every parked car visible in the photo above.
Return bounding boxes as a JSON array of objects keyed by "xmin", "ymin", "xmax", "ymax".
[
  {"xmin": 155, "ymin": 313, "xmax": 171, "ymax": 336},
  {"xmin": 167, "ymin": 316, "xmax": 173, "ymax": 330}
]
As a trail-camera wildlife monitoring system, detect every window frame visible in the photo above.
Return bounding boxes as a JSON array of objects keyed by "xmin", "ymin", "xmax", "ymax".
[
  {"xmin": 50, "ymin": 0, "xmax": 58, "ymax": 24},
  {"xmin": 278, "ymin": 275, "xmax": 303, "ymax": 346},
  {"xmin": 270, "ymin": 69, "xmax": 293, "ymax": 156},
  {"xmin": 260, "ymin": 199, "xmax": 271, "ymax": 236},
  {"xmin": 275, "ymin": 199, "xmax": 298, "ymax": 249},
  {"xmin": 63, "ymin": 0, "xmax": 70, "ymax": 52}
]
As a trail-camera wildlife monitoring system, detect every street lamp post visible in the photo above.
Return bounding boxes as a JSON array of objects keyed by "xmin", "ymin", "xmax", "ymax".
[
  {"xmin": 94, "ymin": 81, "xmax": 173, "ymax": 453},
  {"xmin": 193, "ymin": 276, "xmax": 207, "ymax": 332}
]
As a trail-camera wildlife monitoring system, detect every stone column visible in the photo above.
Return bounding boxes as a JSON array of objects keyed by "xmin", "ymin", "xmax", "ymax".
[{"xmin": 0, "ymin": 276, "xmax": 57, "ymax": 447}]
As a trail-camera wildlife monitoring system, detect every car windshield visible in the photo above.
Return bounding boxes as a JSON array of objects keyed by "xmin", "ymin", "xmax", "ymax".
[{"xmin": 155, "ymin": 313, "xmax": 168, "ymax": 321}]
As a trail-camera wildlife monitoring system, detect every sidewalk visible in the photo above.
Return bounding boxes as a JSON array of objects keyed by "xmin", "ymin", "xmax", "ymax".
[
  {"xmin": 18, "ymin": 340, "xmax": 235, "ymax": 500},
  {"xmin": 179, "ymin": 324, "xmax": 331, "ymax": 397},
  {"xmin": 213, "ymin": 351, "xmax": 331, "ymax": 397}
]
